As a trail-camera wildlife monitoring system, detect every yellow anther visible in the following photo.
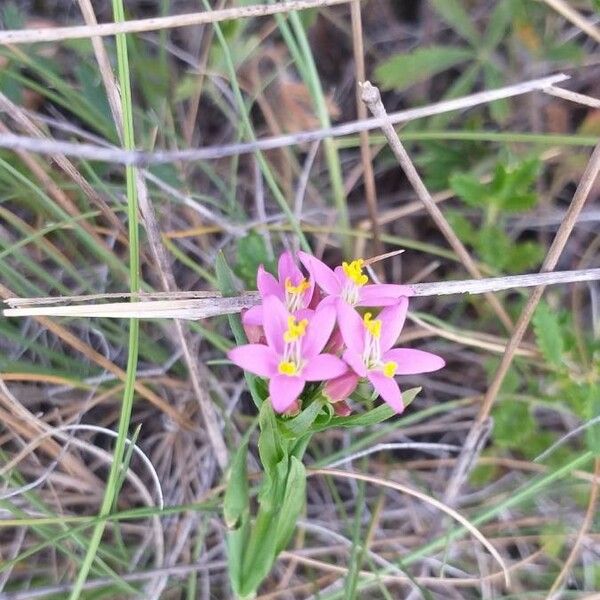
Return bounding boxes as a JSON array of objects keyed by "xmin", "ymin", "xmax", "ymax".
[
  {"xmin": 278, "ymin": 361, "xmax": 298, "ymax": 376},
  {"xmin": 342, "ymin": 259, "xmax": 369, "ymax": 287},
  {"xmin": 283, "ymin": 316, "xmax": 309, "ymax": 343},
  {"xmin": 383, "ymin": 361, "xmax": 398, "ymax": 378},
  {"xmin": 285, "ymin": 277, "xmax": 310, "ymax": 295},
  {"xmin": 363, "ymin": 312, "xmax": 382, "ymax": 339}
]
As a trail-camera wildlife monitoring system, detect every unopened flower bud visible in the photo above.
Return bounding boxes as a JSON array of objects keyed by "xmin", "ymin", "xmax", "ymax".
[{"xmin": 324, "ymin": 371, "xmax": 358, "ymax": 404}]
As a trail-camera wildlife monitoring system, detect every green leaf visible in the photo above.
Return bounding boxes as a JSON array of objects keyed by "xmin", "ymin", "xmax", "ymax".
[
  {"xmin": 483, "ymin": 0, "xmax": 514, "ymax": 51},
  {"xmin": 280, "ymin": 398, "xmax": 325, "ymax": 439},
  {"xmin": 315, "ymin": 387, "xmax": 421, "ymax": 431},
  {"xmin": 430, "ymin": 0, "xmax": 480, "ymax": 46},
  {"xmin": 375, "ymin": 46, "xmax": 473, "ymax": 91},
  {"xmin": 483, "ymin": 63, "xmax": 509, "ymax": 123},
  {"xmin": 507, "ymin": 241, "xmax": 544, "ymax": 272},
  {"xmin": 449, "ymin": 172, "xmax": 489, "ymax": 207},
  {"xmin": 234, "ymin": 230, "xmax": 273, "ymax": 288},
  {"xmin": 584, "ymin": 384, "xmax": 600, "ymax": 456},
  {"xmin": 224, "ymin": 442, "xmax": 249, "ymax": 529},
  {"xmin": 532, "ymin": 301, "xmax": 564, "ymax": 369},
  {"xmin": 446, "ymin": 210, "xmax": 476, "ymax": 243},
  {"xmin": 476, "ymin": 225, "xmax": 511, "ymax": 270},
  {"xmin": 274, "ymin": 456, "xmax": 306, "ymax": 553},
  {"xmin": 492, "ymin": 399, "xmax": 535, "ymax": 448},
  {"xmin": 258, "ymin": 401, "xmax": 285, "ymax": 473}
]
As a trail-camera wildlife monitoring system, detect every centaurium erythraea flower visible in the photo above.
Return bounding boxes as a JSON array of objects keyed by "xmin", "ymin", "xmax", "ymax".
[
  {"xmin": 243, "ymin": 251, "xmax": 314, "ymax": 326},
  {"xmin": 229, "ymin": 295, "xmax": 347, "ymax": 412},
  {"xmin": 298, "ymin": 251, "xmax": 413, "ymax": 308},
  {"xmin": 338, "ymin": 298, "xmax": 445, "ymax": 413}
]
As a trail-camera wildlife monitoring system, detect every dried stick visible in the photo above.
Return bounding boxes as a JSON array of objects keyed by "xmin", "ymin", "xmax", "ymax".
[
  {"xmin": 360, "ymin": 81, "xmax": 513, "ymax": 330},
  {"xmin": 444, "ymin": 140, "xmax": 600, "ymax": 506},
  {"xmin": 542, "ymin": 0, "xmax": 600, "ymax": 44},
  {"xmin": 76, "ymin": 0, "xmax": 229, "ymax": 471},
  {"xmin": 0, "ymin": 0, "xmax": 352, "ymax": 45},
  {"xmin": 350, "ymin": 0, "xmax": 383, "ymax": 264},
  {"xmin": 4, "ymin": 268, "xmax": 599, "ymax": 319},
  {"xmin": 0, "ymin": 74, "xmax": 569, "ymax": 165}
]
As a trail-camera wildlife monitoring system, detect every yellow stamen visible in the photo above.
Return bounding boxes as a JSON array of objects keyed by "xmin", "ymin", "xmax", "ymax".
[
  {"xmin": 342, "ymin": 259, "xmax": 369, "ymax": 287},
  {"xmin": 283, "ymin": 316, "xmax": 309, "ymax": 343},
  {"xmin": 278, "ymin": 361, "xmax": 298, "ymax": 376},
  {"xmin": 285, "ymin": 277, "xmax": 310, "ymax": 296},
  {"xmin": 363, "ymin": 312, "xmax": 382, "ymax": 339},
  {"xmin": 383, "ymin": 361, "xmax": 398, "ymax": 378}
]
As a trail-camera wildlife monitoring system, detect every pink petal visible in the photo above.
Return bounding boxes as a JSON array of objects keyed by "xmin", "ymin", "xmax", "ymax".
[
  {"xmin": 343, "ymin": 348, "xmax": 367, "ymax": 378},
  {"xmin": 228, "ymin": 344, "xmax": 278, "ymax": 378},
  {"xmin": 358, "ymin": 284, "xmax": 413, "ymax": 306},
  {"xmin": 269, "ymin": 374, "xmax": 305, "ymax": 412},
  {"xmin": 257, "ymin": 265, "xmax": 283, "ymax": 299},
  {"xmin": 278, "ymin": 251, "xmax": 302, "ymax": 284},
  {"xmin": 378, "ymin": 298, "xmax": 409, "ymax": 352},
  {"xmin": 367, "ymin": 371, "xmax": 404, "ymax": 413},
  {"xmin": 242, "ymin": 305, "xmax": 263, "ymax": 326},
  {"xmin": 302, "ymin": 301, "xmax": 337, "ymax": 358},
  {"xmin": 298, "ymin": 251, "xmax": 341, "ymax": 296},
  {"xmin": 383, "ymin": 348, "xmax": 445, "ymax": 374},
  {"xmin": 337, "ymin": 302, "xmax": 365, "ymax": 354},
  {"xmin": 262, "ymin": 295, "xmax": 289, "ymax": 354},
  {"xmin": 302, "ymin": 354, "xmax": 348, "ymax": 381}
]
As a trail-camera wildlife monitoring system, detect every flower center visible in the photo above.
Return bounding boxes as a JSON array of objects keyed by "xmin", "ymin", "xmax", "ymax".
[
  {"xmin": 280, "ymin": 316, "xmax": 308, "ymax": 375},
  {"xmin": 383, "ymin": 361, "xmax": 398, "ymax": 378},
  {"xmin": 278, "ymin": 361, "xmax": 298, "ymax": 375},
  {"xmin": 284, "ymin": 277, "xmax": 310, "ymax": 313},
  {"xmin": 361, "ymin": 312, "xmax": 395, "ymax": 377},
  {"xmin": 341, "ymin": 259, "xmax": 368, "ymax": 305}
]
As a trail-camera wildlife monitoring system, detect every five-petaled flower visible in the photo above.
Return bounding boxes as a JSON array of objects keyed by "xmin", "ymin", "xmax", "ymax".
[
  {"xmin": 298, "ymin": 251, "xmax": 414, "ymax": 308},
  {"xmin": 243, "ymin": 251, "xmax": 314, "ymax": 327},
  {"xmin": 338, "ymin": 297, "xmax": 445, "ymax": 413},
  {"xmin": 228, "ymin": 295, "xmax": 347, "ymax": 412}
]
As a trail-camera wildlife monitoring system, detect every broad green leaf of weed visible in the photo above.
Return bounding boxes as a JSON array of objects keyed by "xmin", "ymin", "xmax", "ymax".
[
  {"xmin": 446, "ymin": 211, "xmax": 476, "ymax": 243},
  {"xmin": 375, "ymin": 46, "xmax": 473, "ymax": 91},
  {"xmin": 492, "ymin": 399, "xmax": 535, "ymax": 448},
  {"xmin": 506, "ymin": 240, "xmax": 544, "ymax": 272},
  {"xmin": 234, "ymin": 230, "xmax": 274, "ymax": 288},
  {"xmin": 449, "ymin": 172, "xmax": 489, "ymax": 208},
  {"xmin": 476, "ymin": 225, "xmax": 512, "ymax": 270},
  {"xmin": 532, "ymin": 301, "xmax": 564, "ymax": 369}
]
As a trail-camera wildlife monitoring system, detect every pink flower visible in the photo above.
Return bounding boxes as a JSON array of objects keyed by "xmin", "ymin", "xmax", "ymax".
[
  {"xmin": 228, "ymin": 296, "xmax": 347, "ymax": 413},
  {"xmin": 338, "ymin": 298, "xmax": 445, "ymax": 413},
  {"xmin": 243, "ymin": 251, "xmax": 314, "ymax": 326},
  {"xmin": 298, "ymin": 252, "xmax": 413, "ymax": 307}
]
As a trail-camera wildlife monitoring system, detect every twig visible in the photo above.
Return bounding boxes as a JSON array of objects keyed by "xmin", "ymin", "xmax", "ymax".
[
  {"xmin": 443, "ymin": 140, "xmax": 600, "ymax": 506},
  {"xmin": 544, "ymin": 85, "xmax": 600, "ymax": 109},
  {"xmin": 360, "ymin": 81, "xmax": 514, "ymax": 330},
  {"xmin": 350, "ymin": 0, "xmax": 383, "ymax": 264},
  {"xmin": 4, "ymin": 268, "xmax": 599, "ymax": 319},
  {"xmin": 0, "ymin": 74, "xmax": 570, "ymax": 164},
  {"xmin": 542, "ymin": 0, "xmax": 600, "ymax": 44},
  {"xmin": 0, "ymin": 0, "xmax": 352, "ymax": 45}
]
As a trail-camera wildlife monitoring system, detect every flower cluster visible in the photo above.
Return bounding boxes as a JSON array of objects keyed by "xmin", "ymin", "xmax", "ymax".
[{"xmin": 228, "ymin": 251, "xmax": 445, "ymax": 414}]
